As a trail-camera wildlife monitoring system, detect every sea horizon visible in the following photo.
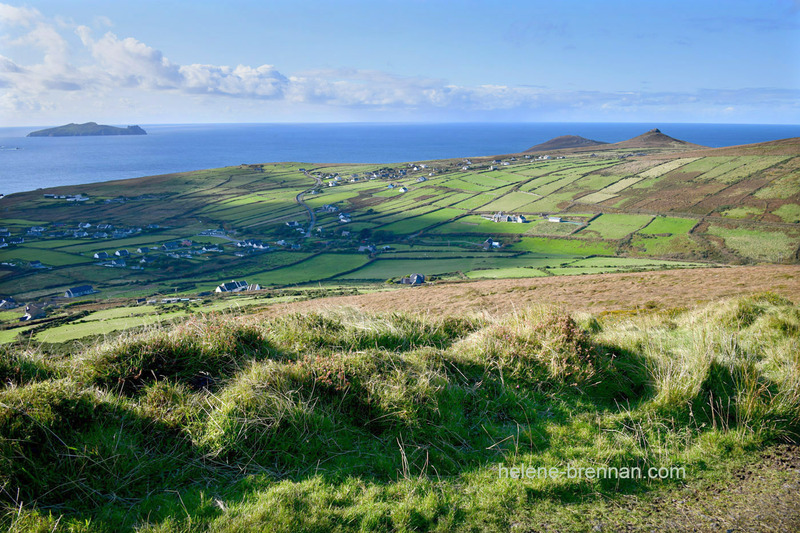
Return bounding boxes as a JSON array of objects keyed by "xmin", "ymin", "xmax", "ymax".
[{"xmin": 2, "ymin": 121, "xmax": 799, "ymax": 197}]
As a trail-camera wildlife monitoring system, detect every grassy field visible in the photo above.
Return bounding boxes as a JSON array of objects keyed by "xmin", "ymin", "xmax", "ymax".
[
  {"xmin": 511, "ymin": 236, "xmax": 617, "ymax": 256},
  {"xmin": 2, "ymin": 293, "xmax": 799, "ymax": 531},
  {"xmin": 707, "ymin": 225, "xmax": 800, "ymax": 262},
  {"xmin": 577, "ymin": 213, "xmax": 654, "ymax": 239},
  {"xmin": 638, "ymin": 216, "xmax": 698, "ymax": 235}
]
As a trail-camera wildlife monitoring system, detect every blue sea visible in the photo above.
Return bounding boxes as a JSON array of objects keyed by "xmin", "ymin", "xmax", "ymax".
[{"xmin": 1, "ymin": 122, "xmax": 798, "ymax": 196}]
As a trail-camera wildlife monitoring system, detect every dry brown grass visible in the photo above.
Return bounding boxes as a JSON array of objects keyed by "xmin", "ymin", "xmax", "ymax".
[{"xmin": 259, "ymin": 265, "xmax": 800, "ymax": 318}]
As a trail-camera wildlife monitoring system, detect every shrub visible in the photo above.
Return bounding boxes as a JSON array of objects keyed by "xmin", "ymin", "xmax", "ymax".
[{"xmin": 79, "ymin": 316, "xmax": 275, "ymax": 392}]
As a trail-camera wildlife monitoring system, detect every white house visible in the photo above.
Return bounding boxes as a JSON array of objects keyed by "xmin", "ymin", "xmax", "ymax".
[{"xmin": 215, "ymin": 280, "xmax": 249, "ymax": 293}]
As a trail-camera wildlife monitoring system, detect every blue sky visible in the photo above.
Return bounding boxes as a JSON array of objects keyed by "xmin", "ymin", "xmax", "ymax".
[{"xmin": 1, "ymin": 0, "xmax": 798, "ymax": 125}]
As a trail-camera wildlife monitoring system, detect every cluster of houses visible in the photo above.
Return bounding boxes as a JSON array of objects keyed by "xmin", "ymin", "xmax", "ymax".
[
  {"xmin": 42, "ymin": 193, "xmax": 89, "ymax": 202},
  {"xmin": 0, "ymin": 285, "xmax": 99, "ymax": 323},
  {"xmin": 483, "ymin": 212, "xmax": 528, "ymax": 223},
  {"xmin": 236, "ymin": 239, "xmax": 270, "ymax": 251},
  {"xmin": 314, "ymin": 165, "xmax": 413, "ymax": 187},
  {"xmin": 3, "ymin": 222, "xmax": 145, "ymax": 241},
  {"xmin": 0, "ymin": 295, "xmax": 49, "ymax": 322}
]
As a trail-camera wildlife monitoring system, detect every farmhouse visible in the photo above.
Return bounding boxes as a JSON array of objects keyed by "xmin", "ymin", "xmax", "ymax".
[
  {"xmin": 0, "ymin": 297, "xmax": 18, "ymax": 309},
  {"xmin": 483, "ymin": 238, "xmax": 501, "ymax": 249},
  {"xmin": 115, "ymin": 249, "xmax": 129, "ymax": 257},
  {"xmin": 93, "ymin": 251, "xmax": 109, "ymax": 259},
  {"xmin": 65, "ymin": 285, "xmax": 94, "ymax": 298},
  {"xmin": 548, "ymin": 216, "xmax": 563, "ymax": 223},
  {"xmin": 487, "ymin": 212, "xmax": 527, "ymax": 223},
  {"xmin": 399, "ymin": 273, "xmax": 425, "ymax": 285},
  {"xmin": 20, "ymin": 305, "xmax": 45, "ymax": 321},
  {"xmin": 215, "ymin": 280, "xmax": 249, "ymax": 293}
]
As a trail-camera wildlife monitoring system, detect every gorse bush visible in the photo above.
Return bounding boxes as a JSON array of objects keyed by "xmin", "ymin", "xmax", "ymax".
[{"xmin": 1, "ymin": 297, "xmax": 799, "ymax": 531}]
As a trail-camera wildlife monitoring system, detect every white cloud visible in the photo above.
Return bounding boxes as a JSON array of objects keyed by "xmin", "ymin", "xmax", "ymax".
[
  {"xmin": 77, "ymin": 27, "xmax": 181, "ymax": 89},
  {"xmin": 0, "ymin": 3, "xmax": 41, "ymax": 27},
  {"xmin": 0, "ymin": 2, "xmax": 798, "ymax": 124},
  {"xmin": 180, "ymin": 63, "xmax": 287, "ymax": 98},
  {"xmin": 9, "ymin": 21, "xmax": 70, "ymax": 67}
]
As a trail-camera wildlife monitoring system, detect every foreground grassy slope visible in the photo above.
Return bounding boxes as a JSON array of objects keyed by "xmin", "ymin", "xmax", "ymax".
[{"xmin": 2, "ymin": 293, "xmax": 799, "ymax": 531}]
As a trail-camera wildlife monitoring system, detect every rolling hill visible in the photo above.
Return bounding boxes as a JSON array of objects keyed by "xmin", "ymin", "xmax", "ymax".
[{"xmin": 524, "ymin": 134, "xmax": 607, "ymax": 152}]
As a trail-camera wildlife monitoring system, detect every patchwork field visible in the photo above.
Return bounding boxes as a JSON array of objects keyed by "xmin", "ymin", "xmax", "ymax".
[{"xmin": 0, "ymin": 135, "xmax": 798, "ymax": 342}]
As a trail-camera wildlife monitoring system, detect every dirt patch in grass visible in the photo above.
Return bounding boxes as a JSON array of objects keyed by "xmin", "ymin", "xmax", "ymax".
[{"xmin": 609, "ymin": 444, "xmax": 800, "ymax": 532}]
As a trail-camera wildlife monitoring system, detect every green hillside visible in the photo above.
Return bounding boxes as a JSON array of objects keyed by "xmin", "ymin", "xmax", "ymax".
[
  {"xmin": 1, "ymin": 294, "xmax": 799, "ymax": 531},
  {"xmin": 1, "ymin": 140, "xmax": 798, "ymax": 304}
]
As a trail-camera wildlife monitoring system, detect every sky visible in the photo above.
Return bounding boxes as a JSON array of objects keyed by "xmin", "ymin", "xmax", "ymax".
[{"xmin": 1, "ymin": 0, "xmax": 798, "ymax": 126}]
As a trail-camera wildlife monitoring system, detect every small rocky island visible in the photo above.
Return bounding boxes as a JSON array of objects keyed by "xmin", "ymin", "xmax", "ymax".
[{"xmin": 27, "ymin": 122, "xmax": 147, "ymax": 137}]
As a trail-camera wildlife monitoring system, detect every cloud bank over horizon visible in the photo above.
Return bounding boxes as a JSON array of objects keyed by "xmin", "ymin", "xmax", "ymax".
[{"xmin": 1, "ymin": 2, "xmax": 798, "ymax": 125}]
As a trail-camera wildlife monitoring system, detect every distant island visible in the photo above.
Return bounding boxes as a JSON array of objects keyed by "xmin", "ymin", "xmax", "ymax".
[{"xmin": 27, "ymin": 122, "xmax": 147, "ymax": 137}]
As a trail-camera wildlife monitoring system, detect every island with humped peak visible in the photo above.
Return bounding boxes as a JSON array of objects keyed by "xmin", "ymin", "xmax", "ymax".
[{"xmin": 27, "ymin": 122, "xmax": 147, "ymax": 137}]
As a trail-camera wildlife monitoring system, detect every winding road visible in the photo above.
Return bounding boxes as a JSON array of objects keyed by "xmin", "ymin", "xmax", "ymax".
[{"xmin": 296, "ymin": 171, "xmax": 323, "ymax": 238}]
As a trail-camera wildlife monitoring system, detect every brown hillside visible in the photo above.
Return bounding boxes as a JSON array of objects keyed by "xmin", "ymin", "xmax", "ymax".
[
  {"xmin": 664, "ymin": 137, "xmax": 800, "ymax": 158},
  {"xmin": 260, "ymin": 265, "xmax": 800, "ymax": 318},
  {"xmin": 608, "ymin": 128, "xmax": 706, "ymax": 150},
  {"xmin": 524, "ymin": 135, "xmax": 608, "ymax": 153}
]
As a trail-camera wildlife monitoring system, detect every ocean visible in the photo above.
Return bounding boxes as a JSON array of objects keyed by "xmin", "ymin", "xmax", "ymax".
[{"xmin": 1, "ymin": 122, "xmax": 798, "ymax": 196}]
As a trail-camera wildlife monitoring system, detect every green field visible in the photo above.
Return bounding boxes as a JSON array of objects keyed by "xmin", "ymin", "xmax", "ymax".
[
  {"xmin": 638, "ymin": 216, "xmax": 698, "ymax": 235},
  {"xmin": 511, "ymin": 237, "xmax": 617, "ymax": 256},
  {"xmin": 706, "ymin": 225, "xmax": 800, "ymax": 262},
  {"xmin": 250, "ymin": 253, "xmax": 371, "ymax": 286},
  {"xmin": 431, "ymin": 215, "xmax": 534, "ymax": 235},
  {"xmin": 577, "ymin": 213, "xmax": 654, "ymax": 239},
  {"xmin": 339, "ymin": 255, "xmax": 569, "ymax": 280}
]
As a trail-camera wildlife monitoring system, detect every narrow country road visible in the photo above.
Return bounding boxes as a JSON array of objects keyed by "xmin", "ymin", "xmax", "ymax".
[{"xmin": 296, "ymin": 170, "xmax": 323, "ymax": 238}]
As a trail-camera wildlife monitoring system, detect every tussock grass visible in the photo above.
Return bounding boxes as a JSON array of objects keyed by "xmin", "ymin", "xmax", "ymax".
[{"xmin": 1, "ymin": 296, "xmax": 799, "ymax": 531}]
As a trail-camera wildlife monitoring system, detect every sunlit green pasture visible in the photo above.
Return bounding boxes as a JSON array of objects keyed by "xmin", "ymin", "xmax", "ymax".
[
  {"xmin": 638, "ymin": 216, "xmax": 697, "ymax": 235},
  {"xmin": 577, "ymin": 213, "xmax": 653, "ymax": 240}
]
